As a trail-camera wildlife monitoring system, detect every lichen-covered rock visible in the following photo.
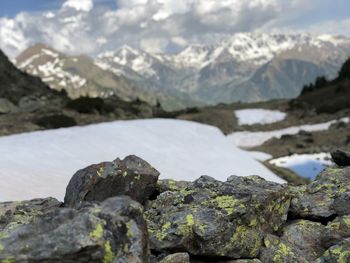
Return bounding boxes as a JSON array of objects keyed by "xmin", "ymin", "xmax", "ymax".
[
  {"xmin": 0, "ymin": 196, "xmax": 149, "ymax": 263},
  {"xmin": 314, "ymin": 238, "xmax": 350, "ymax": 263},
  {"xmin": 322, "ymin": 215, "xmax": 350, "ymax": 248},
  {"xmin": 0, "ymin": 198, "xmax": 61, "ymax": 236},
  {"xmin": 64, "ymin": 155, "xmax": 160, "ymax": 207},
  {"xmin": 260, "ymin": 234, "xmax": 308, "ymax": 263},
  {"xmin": 158, "ymin": 253, "xmax": 190, "ymax": 263},
  {"xmin": 290, "ymin": 167, "xmax": 350, "ymax": 219},
  {"xmin": 145, "ymin": 175, "xmax": 291, "ymax": 259},
  {"xmin": 281, "ymin": 220, "xmax": 325, "ymax": 261}
]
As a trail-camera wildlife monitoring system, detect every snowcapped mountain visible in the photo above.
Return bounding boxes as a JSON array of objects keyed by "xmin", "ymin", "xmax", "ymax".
[
  {"xmin": 95, "ymin": 33, "xmax": 350, "ymax": 105},
  {"xmin": 15, "ymin": 44, "xmax": 158, "ymax": 104},
  {"xmin": 16, "ymin": 33, "xmax": 350, "ymax": 108}
]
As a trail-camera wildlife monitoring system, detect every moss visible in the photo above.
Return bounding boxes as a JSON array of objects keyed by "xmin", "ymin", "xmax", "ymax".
[
  {"xmin": 90, "ymin": 222, "xmax": 105, "ymax": 239},
  {"xmin": 0, "ymin": 244, "xmax": 3, "ymax": 253},
  {"xmin": 103, "ymin": 241, "xmax": 115, "ymax": 263}
]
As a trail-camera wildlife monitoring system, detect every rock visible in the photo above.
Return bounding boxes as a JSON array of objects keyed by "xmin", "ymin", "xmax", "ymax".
[
  {"xmin": 321, "ymin": 215, "xmax": 350, "ymax": 248},
  {"xmin": 145, "ymin": 175, "xmax": 291, "ymax": 259},
  {"xmin": 67, "ymin": 97, "xmax": 105, "ymax": 114},
  {"xmin": 35, "ymin": 114, "xmax": 77, "ymax": 129},
  {"xmin": 331, "ymin": 149, "xmax": 350, "ymax": 166},
  {"xmin": 314, "ymin": 238, "xmax": 350, "ymax": 263},
  {"xmin": 0, "ymin": 98, "xmax": 17, "ymax": 114},
  {"xmin": 0, "ymin": 198, "xmax": 61, "ymax": 235},
  {"xmin": 281, "ymin": 220, "xmax": 325, "ymax": 261},
  {"xmin": 0, "ymin": 196, "xmax": 149, "ymax": 263},
  {"xmin": 64, "ymin": 155, "xmax": 160, "ymax": 207},
  {"xmin": 290, "ymin": 167, "xmax": 350, "ymax": 219},
  {"xmin": 260, "ymin": 234, "xmax": 308, "ymax": 263},
  {"xmin": 158, "ymin": 253, "xmax": 190, "ymax": 263}
]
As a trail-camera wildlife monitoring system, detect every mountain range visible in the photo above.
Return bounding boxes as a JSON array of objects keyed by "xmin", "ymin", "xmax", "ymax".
[{"xmin": 15, "ymin": 33, "xmax": 350, "ymax": 109}]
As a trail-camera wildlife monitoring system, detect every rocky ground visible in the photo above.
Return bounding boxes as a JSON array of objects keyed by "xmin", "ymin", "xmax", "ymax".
[{"xmin": 1, "ymin": 153, "xmax": 350, "ymax": 262}]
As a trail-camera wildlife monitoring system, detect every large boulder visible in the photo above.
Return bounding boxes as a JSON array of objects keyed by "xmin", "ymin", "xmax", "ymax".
[
  {"xmin": 290, "ymin": 167, "xmax": 350, "ymax": 219},
  {"xmin": 145, "ymin": 175, "xmax": 290, "ymax": 259},
  {"xmin": 321, "ymin": 215, "xmax": 350, "ymax": 248},
  {"xmin": 314, "ymin": 238, "xmax": 350, "ymax": 263},
  {"xmin": 280, "ymin": 220, "xmax": 325, "ymax": 261},
  {"xmin": 260, "ymin": 234, "xmax": 308, "ymax": 263},
  {"xmin": 331, "ymin": 150, "xmax": 350, "ymax": 167},
  {"xmin": 64, "ymin": 155, "xmax": 160, "ymax": 207},
  {"xmin": 0, "ymin": 196, "xmax": 149, "ymax": 263}
]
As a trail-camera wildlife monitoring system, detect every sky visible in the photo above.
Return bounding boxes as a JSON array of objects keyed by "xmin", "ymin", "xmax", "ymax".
[{"xmin": 0, "ymin": 0, "xmax": 349, "ymax": 58}]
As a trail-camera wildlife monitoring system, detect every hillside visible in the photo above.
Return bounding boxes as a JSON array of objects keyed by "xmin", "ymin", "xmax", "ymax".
[
  {"xmin": 291, "ymin": 58, "xmax": 350, "ymax": 113},
  {"xmin": 16, "ymin": 44, "xmax": 201, "ymax": 111},
  {"xmin": 0, "ymin": 49, "xmax": 167, "ymax": 136}
]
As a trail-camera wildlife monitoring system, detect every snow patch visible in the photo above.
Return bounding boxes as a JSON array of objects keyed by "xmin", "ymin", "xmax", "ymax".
[
  {"xmin": 228, "ymin": 117, "xmax": 350, "ymax": 148},
  {"xmin": 235, "ymin": 109, "xmax": 287, "ymax": 126},
  {"xmin": 0, "ymin": 119, "xmax": 284, "ymax": 201}
]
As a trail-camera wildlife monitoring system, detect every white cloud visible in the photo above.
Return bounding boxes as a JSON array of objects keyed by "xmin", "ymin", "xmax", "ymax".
[
  {"xmin": 62, "ymin": 0, "xmax": 94, "ymax": 12},
  {"xmin": 0, "ymin": 0, "xmax": 349, "ymax": 58}
]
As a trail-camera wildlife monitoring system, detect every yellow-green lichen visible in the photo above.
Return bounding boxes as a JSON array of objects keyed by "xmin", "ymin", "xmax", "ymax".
[
  {"xmin": 155, "ymin": 222, "xmax": 171, "ymax": 241},
  {"xmin": 339, "ymin": 251, "xmax": 350, "ymax": 263},
  {"xmin": 177, "ymin": 214, "xmax": 195, "ymax": 236},
  {"xmin": 212, "ymin": 196, "xmax": 244, "ymax": 215},
  {"xmin": 123, "ymin": 244, "xmax": 129, "ymax": 253},
  {"xmin": 134, "ymin": 175, "xmax": 141, "ymax": 181},
  {"xmin": 227, "ymin": 225, "xmax": 261, "ymax": 256},
  {"xmin": 1, "ymin": 257, "xmax": 15, "ymax": 263},
  {"xmin": 0, "ymin": 244, "xmax": 4, "ymax": 253},
  {"xmin": 126, "ymin": 222, "xmax": 134, "ymax": 239},
  {"xmin": 90, "ymin": 222, "xmax": 105, "ymax": 239},
  {"xmin": 123, "ymin": 171, "xmax": 128, "ymax": 177},
  {"xmin": 273, "ymin": 242, "xmax": 295, "ymax": 263},
  {"xmin": 342, "ymin": 216, "xmax": 350, "ymax": 227},
  {"xmin": 96, "ymin": 167, "xmax": 105, "ymax": 177},
  {"xmin": 103, "ymin": 241, "xmax": 115, "ymax": 263}
]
